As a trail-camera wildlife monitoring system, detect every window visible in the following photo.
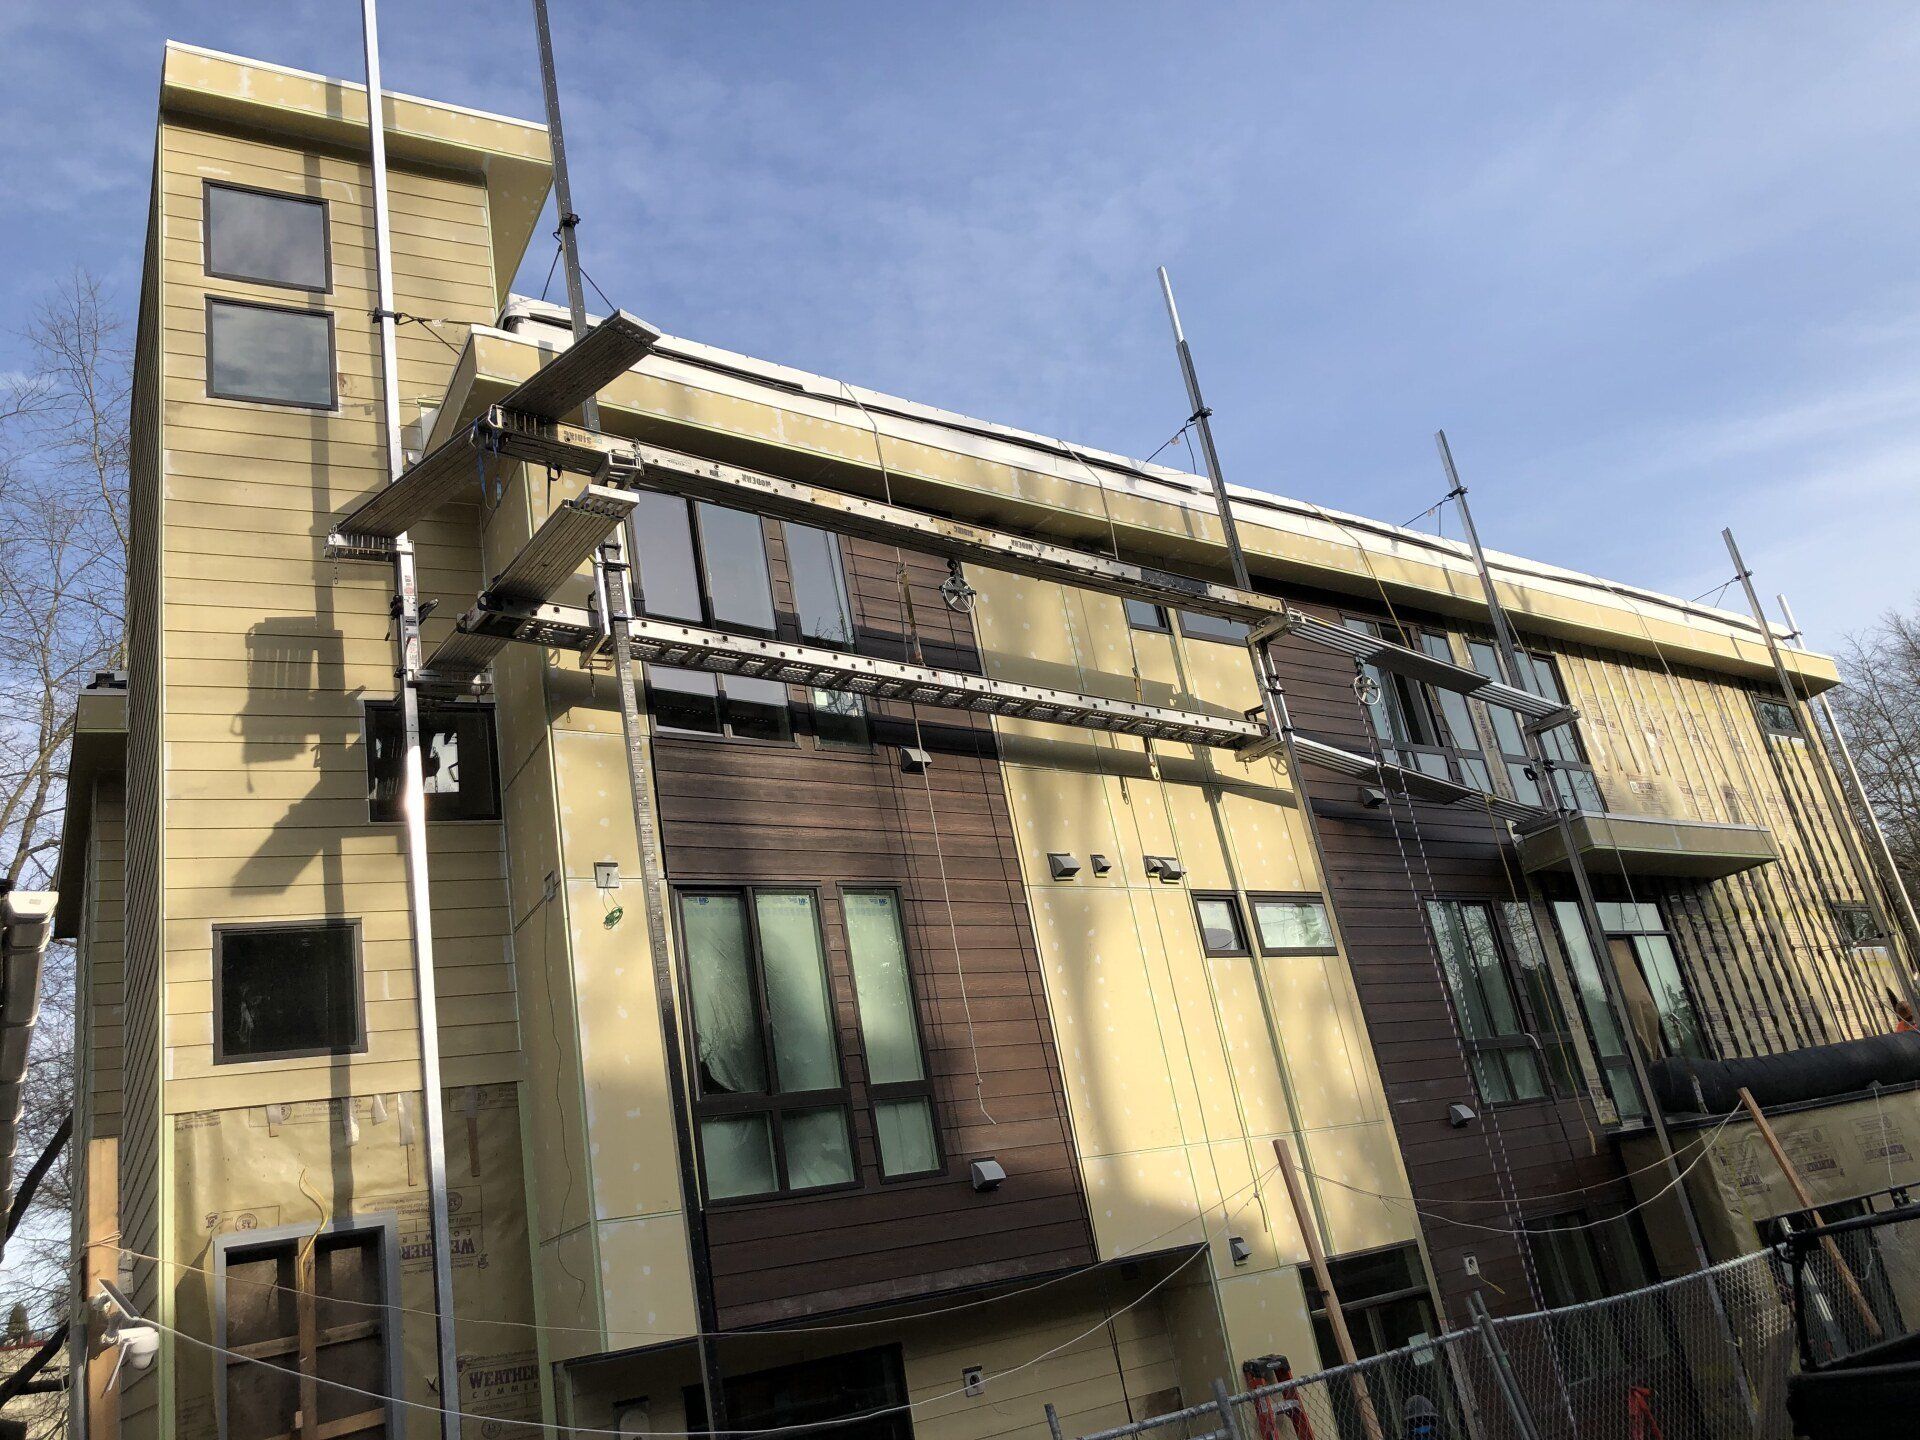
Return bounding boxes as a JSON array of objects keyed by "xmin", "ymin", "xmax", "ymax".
[
  {"xmin": 1123, "ymin": 601, "xmax": 1249, "ymax": 644},
  {"xmin": 1347, "ymin": 618, "xmax": 1464, "ymax": 785},
  {"xmin": 218, "ymin": 1223, "xmax": 396, "ymax": 1440},
  {"xmin": 204, "ymin": 182, "xmax": 330, "ymax": 291},
  {"xmin": 1546, "ymin": 904, "xmax": 1645, "ymax": 1119},
  {"xmin": 649, "ymin": 668, "xmax": 793, "ymax": 742},
  {"xmin": 1305, "ymin": 1245, "xmax": 1455, "ymax": 1439},
  {"xmin": 1176, "ymin": 610, "xmax": 1250, "ymax": 644},
  {"xmin": 1426, "ymin": 899, "xmax": 1576, "ymax": 1103},
  {"xmin": 1466, "ymin": 642, "xmax": 1604, "ymax": 811},
  {"xmin": 680, "ymin": 888, "xmax": 855, "ymax": 1199},
  {"xmin": 215, "ymin": 922, "xmax": 362, "ymax": 1063},
  {"xmin": 1524, "ymin": 1212, "xmax": 1661, "ymax": 1378},
  {"xmin": 811, "ymin": 687, "xmax": 870, "ymax": 749},
  {"xmin": 785, "ymin": 523, "xmax": 856, "ymax": 646},
  {"xmin": 1193, "ymin": 893, "xmax": 1251, "ymax": 956},
  {"xmin": 1552, "ymin": 899, "xmax": 1709, "ymax": 1071},
  {"xmin": 206, "ymin": 297, "xmax": 336, "ymax": 409},
  {"xmin": 1124, "ymin": 599, "xmax": 1172, "ymax": 633},
  {"xmin": 685, "ymin": 1347, "xmax": 910, "ymax": 1440},
  {"xmin": 1834, "ymin": 902, "xmax": 1884, "ymax": 948},
  {"xmin": 1755, "ymin": 696, "xmax": 1803, "ymax": 739},
  {"xmin": 1250, "ymin": 895, "xmax": 1336, "ymax": 954},
  {"xmin": 629, "ymin": 493, "xmax": 777, "ymax": 631},
  {"xmin": 364, "ymin": 701, "xmax": 500, "ymax": 822},
  {"xmin": 845, "ymin": 891, "xmax": 941, "ymax": 1178}
]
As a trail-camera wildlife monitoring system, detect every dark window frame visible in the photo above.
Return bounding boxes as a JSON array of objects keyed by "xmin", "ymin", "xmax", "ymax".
[
  {"xmin": 212, "ymin": 1214, "xmax": 403, "ymax": 1440},
  {"xmin": 1124, "ymin": 600, "xmax": 1172, "ymax": 634},
  {"xmin": 631, "ymin": 499, "xmax": 779, "ymax": 636},
  {"xmin": 1248, "ymin": 892, "xmax": 1339, "ymax": 956},
  {"xmin": 211, "ymin": 918, "xmax": 367, "ymax": 1065},
  {"xmin": 1754, "ymin": 694, "xmax": 1805, "ymax": 740},
  {"xmin": 1192, "ymin": 891, "xmax": 1253, "ymax": 958},
  {"xmin": 361, "ymin": 699, "xmax": 502, "ymax": 823},
  {"xmin": 201, "ymin": 179, "xmax": 333, "ymax": 295},
  {"xmin": 840, "ymin": 885, "xmax": 946, "ymax": 1184},
  {"xmin": 646, "ymin": 667, "xmax": 799, "ymax": 747},
  {"xmin": 1595, "ymin": 896, "xmax": 1715, "ymax": 1062},
  {"xmin": 204, "ymin": 294, "xmax": 338, "ymax": 411},
  {"xmin": 674, "ymin": 883, "xmax": 860, "ymax": 1204},
  {"xmin": 1832, "ymin": 901, "xmax": 1884, "ymax": 948},
  {"xmin": 1341, "ymin": 614, "xmax": 1492, "ymax": 791},
  {"xmin": 1425, "ymin": 896, "xmax": 1577, "ymax": 1107},
  {"xmin": 1464, "ymin": 638, "xmax": 1605, "ymax": 811},
  {"xmin": 1174, "ymin": 609, "xmax": 1251, "ymax": 645}
]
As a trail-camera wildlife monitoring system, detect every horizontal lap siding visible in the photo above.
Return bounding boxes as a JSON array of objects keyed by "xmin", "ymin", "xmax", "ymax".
[
  {"xmin": 656, "ymin": 533, "xmax": 1095, "ymax": 1326},
  {"xmin": 155, "ymin": 115, "xmax": 514, "ymax": 1117},
  {"xmin": 1268, "ymin": 597, "xmax": 1633, "ymax": 1320}
]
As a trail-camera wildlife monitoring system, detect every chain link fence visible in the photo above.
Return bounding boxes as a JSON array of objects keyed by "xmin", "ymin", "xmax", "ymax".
[{"xmin": 1066, "ymin": 1231, "xmax": 1917, "ymax": 1440}]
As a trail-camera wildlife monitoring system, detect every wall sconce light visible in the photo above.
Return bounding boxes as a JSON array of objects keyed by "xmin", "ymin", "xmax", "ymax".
[
  {"xmin": 1229, "ymin": 1235, "xmax": 1252, "ymax": 1266},
  {"xmin": 1360, "ymin": 787, "xmax": 1388, "ymax": 809},
  {"xmin": 900, "ymin": 746, "xmax": 933, "ymax": 773},
  {"xmin": 1047, "ymin": 853, "xmax": 1082, "ymax": 879},
  {"xmin": 1145, "ymin": 855, "xmax": 1186, "ymax": 883},
  {"xmin": 1090, "ymin": 853, "xmax": 1113, "ymax": 876},
  {"xmin": 970, "ymin": 1158, "xmax": 1007, "ymax": 1193},
  {"xmin": 1448, "ymin": 1102, "xmax": 1477, "ymax": 1128}
]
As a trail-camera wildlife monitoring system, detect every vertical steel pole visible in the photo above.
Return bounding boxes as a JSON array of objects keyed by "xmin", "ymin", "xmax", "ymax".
[
  {"xmin": 1157, "ymin": 268, "xmax": 1251, "ymax": 592},
  {"xmin": 1466, "ymin": 1292, "xmax": 1543, "ymax": 1440},
  {"xmin": 527, "ymin": 4, "xmax": 729, "ymax": 1427},
  {"xmin": 358, "ymin": 6, "xmax": 461, "ymax": 1437},
  {"xmin": 1441, "ymin": 442, "xmax": 1718, "ymax": 1277},
  {"xmin": 1777, "ymin": 592, "xmax": 1920, "ymax": 958},
  {"xmin": 1723, "ymin": 530, "xmax": 1920, "ymax": 1023}
]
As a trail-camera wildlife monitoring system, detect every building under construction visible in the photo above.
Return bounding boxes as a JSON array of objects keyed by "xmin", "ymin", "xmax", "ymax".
[{"xmin": 48, "ymin": 34, "xmax": 1920, "ymax": 1440}]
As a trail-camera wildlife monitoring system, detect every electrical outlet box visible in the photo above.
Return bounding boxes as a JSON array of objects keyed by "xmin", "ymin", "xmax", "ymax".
[
  {"xmin": 962, "ymin": 1367, "xmax": 984, "ymax": 1397},
  {"xmin": 1463, "ymin": 1254, "xmax": 1480, "ymax": 1277}
]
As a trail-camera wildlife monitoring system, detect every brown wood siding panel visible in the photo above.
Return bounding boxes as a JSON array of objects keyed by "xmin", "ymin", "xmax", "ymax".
[
  {"xmin": 1266, "ymin": 597, "xmax": 1639, "ymax": 1322},
  {"xmin": 653, "ymin": 533, "xmax": 1094, "ymax": 1327}
]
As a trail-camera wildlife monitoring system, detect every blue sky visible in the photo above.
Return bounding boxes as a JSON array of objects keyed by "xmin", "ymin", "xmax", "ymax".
[{"xmin": 3, "ymin": 1, "xmax": 1918, "ymax": 649}]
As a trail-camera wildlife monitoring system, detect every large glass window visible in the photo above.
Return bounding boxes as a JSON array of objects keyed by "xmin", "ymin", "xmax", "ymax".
[
  {"xmin": 1553, "ymin": 899, "xmax": 1709, "ymax": 1083},
  {"xmin": 216, "ymin": 922, "xmax": 362, "ymax": 1062},
  {"xmin": 204, "ymin": 182, "xmax": 330, "ymax": 292},
  {"xmin": 629, "ymin": 495, "xmax": 776, "ymax": 632},
  {"xmin": 1426, "ymin": 899, "xmax": 1576, "ymax": 1103},
  {"xmin": 649, "ymin": 667, "xmax": 793, "ymax": 742},
  {"xmin": 785, "ymin": 523, "xmax": 857, "ymax": 646},
  {"xmin": 845, "ymin": 891, "xmax": 941, "ymax": 1178},
  {"xmin": 681, "ymin": 888, "xmax": 855, "ymax": 1199},
  {"xmin": 1466, "ymin": 642, "xmax": 1604, "ymax": 811},
  {"xmin": 1346, "ymin": 618, "xmax": 1460, "ymax": 784},
  {"xmin": 206, "ymin": 298, "xmax": 335, "ymax": 409},
  {"xmin": 364, "ymin": 701, "xmax": 500, "ymax": 822},
  {"xmin": 1547, "ymin": 903, "xmax": 1645, "ymax": 1119},
  {"xmin": 1524, "ymin": 1211, "xmax": 1664, "ymax": 1379},
  {"xmin": 1306, "ymin": 1246, "xmax": 1457, "ymax": 1439}
]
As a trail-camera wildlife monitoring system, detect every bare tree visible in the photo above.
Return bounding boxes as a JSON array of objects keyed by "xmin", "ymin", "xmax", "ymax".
[
  {"xmin": 1832, "ymin": 599, "xmax": 1920, "ymax": 898},
  {"xmin": 0, "ymin": 271, "xmax": 130, "ymax": 1440}
]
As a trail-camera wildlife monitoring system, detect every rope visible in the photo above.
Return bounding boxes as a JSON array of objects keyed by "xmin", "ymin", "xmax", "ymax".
[
  {"xmin": 111, "ymin": 1167, "xmax": 1277, "ymax": 1440},
  {"xmin": 837, "ymin": 380, "xmax": 992, "ymax": 1124}
]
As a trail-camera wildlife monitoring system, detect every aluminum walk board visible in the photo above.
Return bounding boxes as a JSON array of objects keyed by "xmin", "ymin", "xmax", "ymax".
[
  {"xmin": 430, "ymin": 598, "xmax": 1269, "ymax": 748},
  {"xmin": 330, "ymin": 427, "xmax": 488, "ymax": 547},
  {"xmin": 495, "ymin": 310, "xmax": 660, "ymax": 421},
  {"xmin": 471, "ymin": 410, "xmax": 1283, "ymax": 624},
  {"xmin": 1291, "ymin": 733, "xmax": 1546, "ymax": 825},
  {"xmin": 485, "ymin": 485, "xmax": 637, "ymax": 604},
  {"xmin": 1272, "ymin": 608, "xmax": 1568, "ymax": 722}
]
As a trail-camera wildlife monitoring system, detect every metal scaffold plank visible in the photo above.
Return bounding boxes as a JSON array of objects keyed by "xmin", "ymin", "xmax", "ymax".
[
  {"xmin": 1267, "ymin": 608, "xmax": 1570, "ymax": 723},
  {"xmin": 497, "ymin": 309, "xmax": 661, "ymax": 421},
  {"xmin": 469, "ymin": 410, "xmax": 1282, "ymax": 623},
  {"xmin": 327, "ymin": 426, "xmax": 489, "ymax": 551},
  {"xmin": 485, "ymin": 485, "xmax": 637, "ymax": 604},
  {"xmin": 430, "ymin": 599, "xmax": 1270, "ymax": 748},
  {"xmin": 1288, "ymin": 733, "xmax": 1547, "ymax": 826}
]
